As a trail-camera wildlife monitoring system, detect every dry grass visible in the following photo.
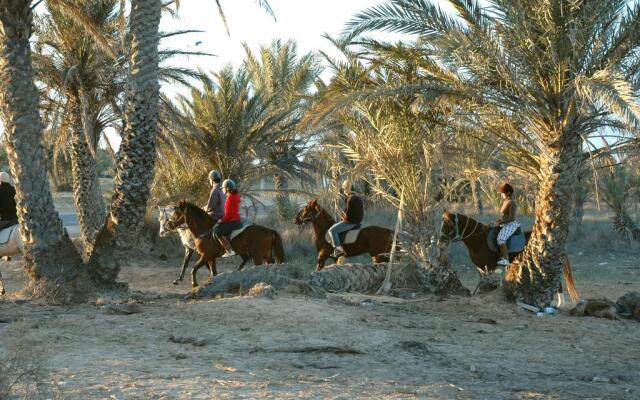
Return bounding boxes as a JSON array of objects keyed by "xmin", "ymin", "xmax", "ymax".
[{"xmin": 0, "ymin": 324, "xmax": 62, "ymax": 400}]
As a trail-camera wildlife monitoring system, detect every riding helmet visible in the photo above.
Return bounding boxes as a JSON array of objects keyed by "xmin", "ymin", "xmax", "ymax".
[
  {"xmin": 222, "ymin": 179, "xmax": 236, "ymax": 191},
  {"xmin": 499, "ymin": 182, "xmax": 514, "ymax": 195},
  {"xmin": 208, "ymin": 169, "xmax": 222, "ymax": 182}
]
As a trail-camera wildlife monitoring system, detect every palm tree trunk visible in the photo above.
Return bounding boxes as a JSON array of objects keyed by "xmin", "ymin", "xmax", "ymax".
[
  {"xmin": 109, "ymin": 0, "xmax": 160, "ymax": 237},
  {"xmin": 0, "ymin": 0, "xmax": 90, "ymax": 303},
  {"xmin": 274, "ymin": 174, "xmax": 292, "ymax": 219},
  {"xmin": 89, "ymin": 0, "xmax": 161, "ymax": 282},
  {"xmin": 504, "ymin": 134, "xmax": 583, "ymax": 307},
  {"xmin": 69, "ymin": 95, "xmax": 106, "ymax": 258},
  {"xmin": 572, "ymin": 194, "xmax": 585, "ymax": 237},
  {"xmin": 471, "ymin": 179, "xmax": 483, "ymax": 215}
]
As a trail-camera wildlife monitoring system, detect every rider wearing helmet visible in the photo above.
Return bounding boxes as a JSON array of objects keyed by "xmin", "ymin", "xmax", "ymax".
[
  {"xmin": 0, "ymin": 171, "xmax": 17, "ymax": 230},
  {"xmin": 494, "ymin": 182, "xmax": 519, "ymax": 266},
  {"xmin": 328, "ymin": 179, "xmax": 364, "ymax": 258},
  {"xmin": 204, "ymin": 170, "xmax": 225, "ymax": 221},
  {"xmin": 213, "ymin": 179, "xmax": 241, "ymax": 257}
]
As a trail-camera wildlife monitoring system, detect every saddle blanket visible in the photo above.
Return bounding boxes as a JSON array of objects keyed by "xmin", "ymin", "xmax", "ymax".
[
  {"xmin": 325, "ymin": 228, "xmax": 362, "ymax": 245},
  {"xmin": 229, "ymin": 218, "xmax": 253, "ymax": 241},
  {"xmin": 487, "ymin": 226, "xmax": 526, "ymax": 253},
  {"xmin": 0, "ymin": 225, "xmax": 18, "ymax": 245}
]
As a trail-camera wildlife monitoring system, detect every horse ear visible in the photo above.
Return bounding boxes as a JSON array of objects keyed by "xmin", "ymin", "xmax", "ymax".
[
  {"xmin": 311, "ymin": 198, "xmax": 318, "ymax": 206},
  {"xmin": 443, "ymin": 208, "xmax": 450, "ymax": 218}
]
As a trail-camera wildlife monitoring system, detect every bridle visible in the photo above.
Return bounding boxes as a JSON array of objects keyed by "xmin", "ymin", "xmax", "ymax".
[
  {"xmin": 440, "ymin": 213, "xmax": 485, "ymax": 242},
  {"xmin": 297, "ymin": 206, "xmax": 322, "ymax": 223}
]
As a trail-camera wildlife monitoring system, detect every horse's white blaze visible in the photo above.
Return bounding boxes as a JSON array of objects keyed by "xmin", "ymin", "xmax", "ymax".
[{"xmin": 157, "ymin": 207, "xmax": 195, "ymax": 250}]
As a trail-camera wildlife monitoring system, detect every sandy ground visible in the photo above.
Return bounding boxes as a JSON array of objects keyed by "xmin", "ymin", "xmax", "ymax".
[{"xmin": 1, "ymin": 248, "xmax": 639, "ymax": 400}]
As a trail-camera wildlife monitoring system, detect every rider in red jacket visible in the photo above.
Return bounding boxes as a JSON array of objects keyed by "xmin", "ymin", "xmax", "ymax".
[{"xmin": 213, "ymin": 179, "xmax": 242, "ymax": 257}]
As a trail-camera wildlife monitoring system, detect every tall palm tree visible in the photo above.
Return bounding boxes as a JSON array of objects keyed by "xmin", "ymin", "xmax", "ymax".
[
  {"xmin": 0, "ymin": 0, "xmax": 92, "ymax": 302},
  {"xmin": 89, "ymin": 0, "xmax": 161, "ymax": 283},
  {"xmin": 347, "ymin": 0, "xmax": 640, "ymax": 307},
  {"xmin": 34, "ymin": 0, "xmax": 122, "ymax": 257}
]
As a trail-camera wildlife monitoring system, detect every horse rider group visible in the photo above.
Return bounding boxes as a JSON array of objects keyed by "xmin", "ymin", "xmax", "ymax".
[{"xmin": 203, "ymin": 170, "xmax": 243, "ymax": 258}]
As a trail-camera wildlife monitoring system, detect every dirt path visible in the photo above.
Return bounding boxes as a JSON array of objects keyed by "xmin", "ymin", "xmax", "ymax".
[{"xmin": 1, "ymin": 255, "xmax": 639, "ymax": 399}]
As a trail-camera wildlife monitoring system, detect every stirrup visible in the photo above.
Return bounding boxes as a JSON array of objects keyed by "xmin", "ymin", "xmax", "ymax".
[
  {"xmin": 497, "ymin": 258, "xmax": 510, "ymax": 266},
  {"xmin": 222, "ymin": 250, "xmax": 236, "ymax": 258},
  {"xmin": 333, "ymin": 248, "xmax": 345, "ymax": 258}
]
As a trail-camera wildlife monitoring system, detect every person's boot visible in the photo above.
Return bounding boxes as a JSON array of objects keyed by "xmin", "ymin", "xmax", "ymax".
[
  {"xmin": 333, "ymin": 245, "xmax": 345, "ymax": 258},
  {"xmin": 219, "ymin": 237, "xmax": 236, "ymax": 258},
  {"xmin": 497, "ymin": 244, "xmax": 509, "ymax": 266}
]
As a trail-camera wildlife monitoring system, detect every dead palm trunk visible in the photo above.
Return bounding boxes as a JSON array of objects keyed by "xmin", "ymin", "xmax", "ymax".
[
  {"xmin": 504, "ymin": 134, "xmax": 583, "ymax": 307},
  {"xmin": 89, "ymin": 0, "xmax": 161, "ymax": 283},
  {"xmin": 0, "ymin": 0, "xmax": 91, "ymax": 303},
  {"xmin": 471, "ymin": 178, "xmax": 483, "ymax": 215},
  {"xmin": 69, "ymin": 94, "xmax": 106, "ymax": 257}
]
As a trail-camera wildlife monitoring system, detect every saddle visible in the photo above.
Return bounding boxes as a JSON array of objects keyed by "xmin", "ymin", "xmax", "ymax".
[
  {"xmin": 324, "ymin": 224, "xmax": 362, "ymax": 245},
  {"xmin": 0, "ymin": 224, "xmax": 18, "ymax": 245},
  {"xmin": 229, "ymin": 218, "xmax": 253, "ymax": 241},
  {"xmin": 487, "ymin": 226, "xmax": 526, "ymax": 254}
]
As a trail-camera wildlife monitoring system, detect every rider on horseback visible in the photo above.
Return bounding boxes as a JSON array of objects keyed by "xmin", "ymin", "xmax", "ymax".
[
  {"xmin": 204, "ymin": 169, "xmax": 225, "ymax": 221},
  {"xmin": 328, "ymin": 179, "xmax": 364, "ymax": 258},
  {"xmin": 494, "ymin": 182, "xmax": 520, "ymax": 267},
  {"xmin": 214, "ymin": 179, "xmax": 241, "ymax": 258},
  {"xmin": 0, "ymin": 172, "xmax": 17, "ymax": 230}
]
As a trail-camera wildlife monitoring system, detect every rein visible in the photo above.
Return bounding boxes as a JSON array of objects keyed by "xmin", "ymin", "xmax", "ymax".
[{"xmin": 442, "ymin": 213, "xmax": 485, "ymax": 242}]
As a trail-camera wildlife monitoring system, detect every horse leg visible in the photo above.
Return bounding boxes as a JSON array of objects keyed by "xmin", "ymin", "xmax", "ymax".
[
  {"xmin": 315, "ymin": 249, "xmax": 331, "ymax": 272},
  {"xmin": 0, "ymin": 270, "xmax": 4, "ymax": 296},
  {"xmin": 237, "ymin": 255, "xmax": 249, "ymax": 271},
  {"xmin": 174, "ymin": 247, "xmax": 194, "ymax": 285},
  {"xmin": 191, "ymin": 257, "xmax": 208, "ymax": 288}
]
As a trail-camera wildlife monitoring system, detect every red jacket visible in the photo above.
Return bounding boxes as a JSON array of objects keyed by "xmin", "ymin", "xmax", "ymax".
[{"xmin": 221, "ymin": 193, "xmax": 241, "ymax": 223}]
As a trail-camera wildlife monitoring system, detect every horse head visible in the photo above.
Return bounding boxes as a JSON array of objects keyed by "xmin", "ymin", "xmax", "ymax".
[
  {"xmin": 294, "ymin": 198, "xmax": 321, "ymax": 225},
  {"xmin": 440, "ymin": 208, "xmax": 461, "ymax": 242},
  {"xmin": 164, "ymin": 200, "xmax": 189, "ymax": 231},
  {"xmin": 157, "ymin": 206, "xmax": 176, "ymax": 237},
  {"xmin": 440, "ymin": 209, "xmax": 483, "ymax": 243}
]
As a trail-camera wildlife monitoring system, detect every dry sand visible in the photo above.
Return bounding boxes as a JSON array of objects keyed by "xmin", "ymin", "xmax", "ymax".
[{"xmin": 0, "ymin": 251, "xmax": 639, "ymax": 399}]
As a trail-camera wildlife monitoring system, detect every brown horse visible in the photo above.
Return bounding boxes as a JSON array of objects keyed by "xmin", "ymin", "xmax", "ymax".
[
  {"xmin": 294, "ymin": 199, "xmax": 394, "ymax": 271},
  {"xmin": 440, "ymin": 209, "xmax": 578, "ymax": 304},
  {"xmin": 167, "ymin": 200, "xmax": 285, "ymax": 287}
]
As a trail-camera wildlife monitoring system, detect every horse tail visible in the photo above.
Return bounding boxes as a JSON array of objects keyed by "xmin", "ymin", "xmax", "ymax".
[
  {"xmin": 271, "ymin": 230, "xmax": 285, "ymax": 264},
  {"xmin": 563, "ymin": 256, "xmax": 579, "ymax": 303}
]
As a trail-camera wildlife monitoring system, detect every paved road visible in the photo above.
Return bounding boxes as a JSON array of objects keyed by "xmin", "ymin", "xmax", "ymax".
[{"xmin": 59, "ymin": 212, "xmax": 80, "ymax": 236}]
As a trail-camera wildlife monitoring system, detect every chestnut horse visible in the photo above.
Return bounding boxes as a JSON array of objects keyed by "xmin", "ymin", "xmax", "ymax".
[
  {"xmin": 294, "ymin": 199, "xmax": 394, "ymax": 271},
  {"xmin": 440, "ymin": 210, "xmax": 578, "ymax": 304},
  {"xmin": 166, "ymin": 200, "xmax": 285, "ymax": 287}
]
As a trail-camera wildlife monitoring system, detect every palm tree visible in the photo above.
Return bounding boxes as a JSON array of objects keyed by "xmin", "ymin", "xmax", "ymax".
[
  {"xmin": 243, "ymin": 39, "xmax": 321, "ymax": 218},
  {"xmin": 347, "ymin": 0, "xmax": 640, "ymax": 307},
  {"xmin": 33, "ymin": 0, "xmax": 122, "ymax": 257},
  {"xmin": 154, "ymin": 65, "xmax": 311, "ymax": 208},
  {"xmin": 0, "ymin": 0, "xmax": 92, "ymax": 302},
  {"xmin": 600, "ymin": 157, "xmax": 640, "ymax": 242}
]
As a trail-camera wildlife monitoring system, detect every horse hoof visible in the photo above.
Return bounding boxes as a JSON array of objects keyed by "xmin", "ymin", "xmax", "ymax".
[
  {"xmin": 172, "ymin": 279, "xmax": 180, "ymax": 285},
  {"xmin": 192, "ymin": 283, "xmax": 198, "ymax": 288}
]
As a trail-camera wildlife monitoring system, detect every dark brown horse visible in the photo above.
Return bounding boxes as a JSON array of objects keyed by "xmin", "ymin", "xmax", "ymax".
[
  {"xmin": 440, "ymin": 209, "xmax": 578, "ymax": 304},
  {"xmin": 294, "ymin": 199, "xmax": 394, "ymax": 271},
  {"xmin": 167, "ymin": 200, "xmax": 285, "ymax": 287}
]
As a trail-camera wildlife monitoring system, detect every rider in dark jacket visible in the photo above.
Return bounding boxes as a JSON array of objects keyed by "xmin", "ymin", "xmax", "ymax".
[
  {"xmin": 0, "ymin": 171, "xmax": 17, "ymax": 230},
  {"xmin": 328, "ymin": 179, "xmax": 363, "ymax": 257}
]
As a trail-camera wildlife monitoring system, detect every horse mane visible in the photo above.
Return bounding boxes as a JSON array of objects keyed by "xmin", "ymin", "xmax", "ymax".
[
  {"xmin": 314, "ymin": 202, "xmax": 336, "ymax": 225},
  {"xmin": 181, "ymin": 200, "xmax": 208, "ymax": 219}
]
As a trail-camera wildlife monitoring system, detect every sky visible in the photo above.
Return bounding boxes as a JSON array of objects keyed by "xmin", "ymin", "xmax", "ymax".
[{"xmin": 158, "ymin": 0, "xmax": 409, "ymax": 96}]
